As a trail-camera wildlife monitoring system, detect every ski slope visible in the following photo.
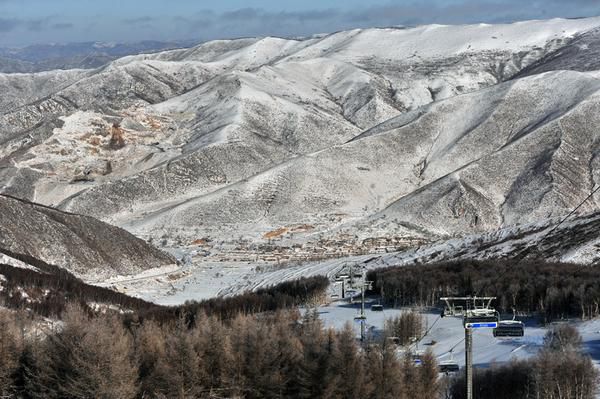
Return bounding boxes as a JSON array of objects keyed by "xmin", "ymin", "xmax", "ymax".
[{"xmin": 317, "ymin": 299, "xmax": 600, "ymax": 370}]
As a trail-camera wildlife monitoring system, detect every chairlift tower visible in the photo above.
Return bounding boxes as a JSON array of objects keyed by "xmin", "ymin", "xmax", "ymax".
[
  {"xmin": 440, "ymin": 296, "xmax": 498, "ymax": 399},
  {"xmin": 334, "ymin": 262, "xmax": 372, "ymax": 342},
  {"xmin": 353, "ymin": 266, "xmax": 372, "ymax": 342}
]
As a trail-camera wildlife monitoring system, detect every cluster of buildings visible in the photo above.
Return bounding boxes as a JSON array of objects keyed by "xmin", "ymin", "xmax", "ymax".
[{"xmin": 194, "ymin": 235, "xmax": 427, "ymax": 265}]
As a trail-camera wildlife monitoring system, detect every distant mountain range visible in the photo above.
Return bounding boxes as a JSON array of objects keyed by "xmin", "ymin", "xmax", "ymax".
[
  {"xmin": 0, "ymin": 40, "xmax": 199, "ymax": 73},
  {"xmin": 1, "ymin": 17, "xmax": 600, "ymax": 274}
]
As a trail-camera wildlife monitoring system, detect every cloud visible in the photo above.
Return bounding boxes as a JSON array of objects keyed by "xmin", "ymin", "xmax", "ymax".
[
  {"xmin": 0, "ymin": 16, "xmax": 73, "ymax": 34},
  {"xmin": 52, "ymin": 22, "xmax": 73, "ymax": 30},
  {"xmin": 26, "ymin": 19, "xmax": 47, "ymax": 32},
  {"xmin": 0, "ymin": 17, "xmax": 20, "ymax": 32},
  {"xmin": 2, "ymin": 1, "xmax": 600, "ymax": 47},
  {"xmin": 172, "ymin": 1, "xmax": 600, "ymax": 41},
  {"xmin": 123, "ymin": 16, "xmax": 156, "ymax": 25}
]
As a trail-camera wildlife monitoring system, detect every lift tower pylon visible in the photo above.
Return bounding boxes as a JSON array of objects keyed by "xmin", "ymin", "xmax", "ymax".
[{"xmin": 440, "ymin": 296, "xmax": 498, "ymax": 399}]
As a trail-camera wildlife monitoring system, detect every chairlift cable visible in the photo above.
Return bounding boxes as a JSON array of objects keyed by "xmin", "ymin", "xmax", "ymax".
[
  {"xmin": 409, "ymin": 314, "xmax": 442, "ymax": 351},
  {"xmin": 449, "ymin": 337, "xmax": 465, "ymax": 353},
  {"xmin": 436, "ymin": 337, "xmax": 465, "ymax": 361}
]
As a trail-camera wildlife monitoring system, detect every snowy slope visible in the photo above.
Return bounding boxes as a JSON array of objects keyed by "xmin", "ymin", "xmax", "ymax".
[
  {"xmin": 0, "ymin": 194, "xmax": 176, "ymax": 278},
  {"xmin": 317, "ymin": 300, "xmax": 600, "ymax": 370},
  {"xmin": 101, "ymin": 69, "xmax": 600, "ymax": 243},
  {"xmin": 2, "ymin": 17, "xmax": 600, "ymax": 273}
]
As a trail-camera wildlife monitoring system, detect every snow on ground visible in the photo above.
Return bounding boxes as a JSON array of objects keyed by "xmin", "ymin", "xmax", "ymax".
[
  {"xmin": 316, "ymin": 298, "xmax": 600, "ymax": 369},
  {"xmin": 8, "ymin": 17, "xmax": 600, "ymax": 251},
  {"xmin": 93, "ymin": 207, "xmax": 600, "ymax": 312},
  {"xmin": 99, "ymin": 218, "xmax": 600, "ymax": 369},
  {"xmin": 97, "ymin": 261, "xmax": 256, "ymax": 306},
  {"xmin": 105, "ymin": 253, "xmax": 600, "ymax": 369},
  {"xmin": 284, "ymin": 17, "xmax": 600, "ymax": 63},
  {"xmin": 103, "ymin": 210, "xmax": 600, "ymax": 305},
  {"xmin": 0, "ymin": 253, "xmax": 40, "ymax": 271}
]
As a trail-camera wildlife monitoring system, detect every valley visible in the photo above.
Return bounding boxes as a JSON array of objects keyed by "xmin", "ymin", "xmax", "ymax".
[{"xmin": 3, "ymin": 2, "xmax": 600, "ymax": 397}]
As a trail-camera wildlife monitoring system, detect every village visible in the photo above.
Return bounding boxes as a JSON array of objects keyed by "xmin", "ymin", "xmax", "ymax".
[{"xmin": 190, "ymin": 233, "xmax": 428, "ymax": 266}]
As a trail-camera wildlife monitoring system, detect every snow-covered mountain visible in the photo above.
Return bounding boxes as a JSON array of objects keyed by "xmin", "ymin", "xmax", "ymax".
[{"xmin": 2, "ymin": 17, "xmax": 600, "ymax": 256}]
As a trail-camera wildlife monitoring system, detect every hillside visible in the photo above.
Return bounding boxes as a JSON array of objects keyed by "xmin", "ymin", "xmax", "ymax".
[
  {"xmin": 0, "ymin": 17, "xmax": 600, "ymax": 262},
  {"xmin": 0, "ymin": 194, "xmax": 175, "ymax": 278}
]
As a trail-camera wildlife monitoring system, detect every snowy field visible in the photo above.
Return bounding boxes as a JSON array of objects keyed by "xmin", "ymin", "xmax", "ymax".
[{"xmin": 97, "ymin": 256, "xmax": 367, "ymax": 305}]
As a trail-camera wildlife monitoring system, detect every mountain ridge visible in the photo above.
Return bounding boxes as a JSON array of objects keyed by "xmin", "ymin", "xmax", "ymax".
[{"xmin": 1, "ymin": 17, "xmax": 600, "ymax": 263}]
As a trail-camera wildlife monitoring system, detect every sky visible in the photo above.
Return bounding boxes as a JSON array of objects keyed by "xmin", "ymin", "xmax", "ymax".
[{"xmin": 1, "ymin": 0, "xmax": 600, "ymax": 47}]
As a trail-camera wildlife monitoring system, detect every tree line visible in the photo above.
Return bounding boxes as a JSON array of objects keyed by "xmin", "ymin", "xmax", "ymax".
[
  {"xmin": 446, "ymin": 324, "xmax": 598, "ymax": 399},
  {"xmin": 368, "ymin": 260, "xmax": 600, "ymax": 321},
  {"xmin": 0, "ymin": 305, "xmax": 441, "ymax": 399},
  {"xmin": 0, "ymin": 262, "xmax": 329, "ymax": 323}
]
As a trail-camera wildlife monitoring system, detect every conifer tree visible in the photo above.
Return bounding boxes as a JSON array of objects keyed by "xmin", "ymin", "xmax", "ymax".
[
  {"xmin": 418, "ymin": 350, "xmax": 440, "ymax": 399},
  {"xmin": 332, "ymin": 323, "xmax": 371, "ymax": 399},
  {"xmin": 365, "ymin": 339, "xmax": 405, "ymax": 399},
  {"xmin": 192, "ymin": 314, "xmax": 229, "ymax": 394},
  {"xmin": 0, "ymin": 310, "xmax": 21, "ymax": 397},
  {"xmin": 154, "ymin": 314, "xmax": 202, "ymax": 399},
  {"xmin": 33, "ymin": 304, "xmax": 138, "ymax": 399}
]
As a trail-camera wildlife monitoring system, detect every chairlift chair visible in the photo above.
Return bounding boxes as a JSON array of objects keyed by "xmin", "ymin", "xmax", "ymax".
[
  {"xmin": 439, "ymin": 362, "xmax": 460, "ymax": 373},
  {"xmin": 464, "ymin": 308, "xmax": 498, "ymax": 325},
  {"xmin": 493, "ymin": 320, "xmax": 524, "ymax": 337},
  {"xmin": 438, "ymin": 349, "xmax": 459, "ymax": 373},
  {"xmin": 442, "ymin": 305, "xmax": 463, "ymax": 317},
  {"xmin": 412, "ymin": 350, "xmax": 425, "ymax": 366},
  {"xmin": 440, "ymin": 298, "xmax": 464, "ymax": 317}
]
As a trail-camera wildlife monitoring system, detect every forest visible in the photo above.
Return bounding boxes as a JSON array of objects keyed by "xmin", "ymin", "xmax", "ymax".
[
  {"xmin": 0, "ymin": 263, "xmax": 329, "ymax": 322},
  {"xmin": 2, "ymin": 257, "xmax": 600, "ymax": 398},
  {"xmin": 0, "ymin": 305, "xmax": 441, "ymax": 399},
  {"xmin": 368, "ymin": 259, "xmax": 600, "ymax": 321}
]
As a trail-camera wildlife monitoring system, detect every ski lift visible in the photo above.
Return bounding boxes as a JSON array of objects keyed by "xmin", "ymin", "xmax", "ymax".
[
  {"xmin": 493, "ymin": 320, "xmax": 524, "ymax": 337},
  {"xmin": 439, "ymin": 362, "xmax": 460, "ymax": 373},
  {"xmin": 441, "ymin": 297, "xmax": 498, "ymax": 328},
  {"xmin": 412, "ymin": 350, "xmax": 425, "ymax": 366},
  {"xmin": 438, "ymin": 349, "xmax": 459, "ymax": 373},
  {"xmin": 371, "ymin": 304, "xmax": 384, "ymax": 311},
  {"xmin": 442, "ymin": 305, "xmax": 463, "ymax": 317},
  {"xmin": 464, "ymin": 308, "xmax": 498, "ymax": 326}
]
